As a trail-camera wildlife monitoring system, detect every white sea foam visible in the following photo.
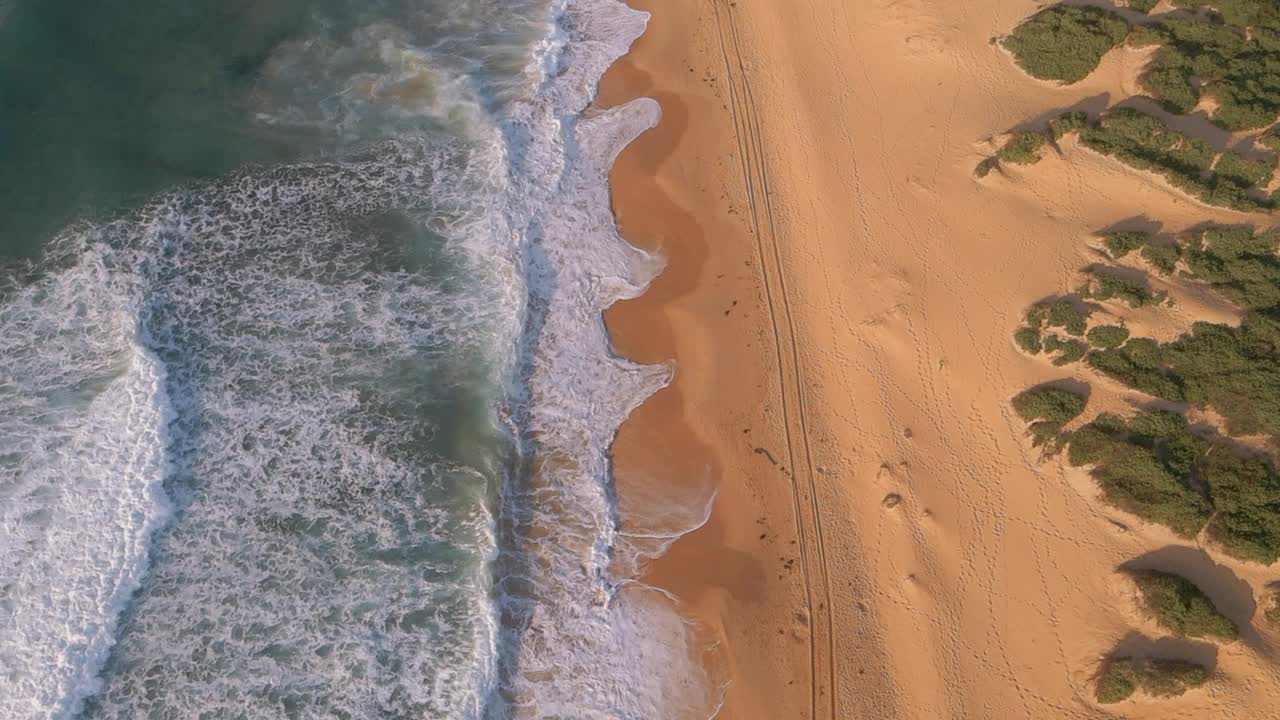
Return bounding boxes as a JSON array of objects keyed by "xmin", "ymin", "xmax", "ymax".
[
  {"xmin": 0, "ymin": 250, "xmax": 174, "ymax": 720},
  {"xmin": 0, "ymin": 0, "xmax": 722, "ymax": 717},
  {"xmin": 487, "ymin": 0, "xmax": 725, "ymax": 717}
]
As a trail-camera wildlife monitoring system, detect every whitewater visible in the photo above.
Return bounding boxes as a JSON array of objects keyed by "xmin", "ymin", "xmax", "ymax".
[{"xmin": 0, "ymin": 0, "xmax": 722, "ymax": 718}]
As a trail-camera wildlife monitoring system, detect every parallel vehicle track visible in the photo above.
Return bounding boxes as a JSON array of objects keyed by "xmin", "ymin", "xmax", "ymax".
[{"xmin": 709, "ymin": 2, "xmax": 839, "ymax": 717}]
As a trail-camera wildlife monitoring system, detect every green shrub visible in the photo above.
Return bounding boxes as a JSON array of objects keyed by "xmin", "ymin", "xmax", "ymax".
[
  {"xmin": 1096, "ymin": 656, "xmax": 1207, "ymax": 703},
  {"xmin": 975, "ymin": 157, "xmax": 997, "ymax": 178},
  {"xmin": 1045, "ymin": 335, "xmax": 1088, "ymax": 365},
  {"xmin": 1013, "ymin": 386, "xmax": 1088, "ymax": 425},
  {"xmin": 1133, "ymin": 571, "xmax": 1240, "ymax": 640},
  {"xmin": 1047, "ymin": 299, "xmax": 1088, "ymax": 335},
  {"xmin": 997, "ymin": 131, "xmax": 1048, "ymax": 165},
  {"xmin": 1103, "ymin": 231, "xmax": 1150, "ymax": 258},
  {"xmin": 1172, "ymin": 0, "xmax": 1280, "ymax": 30},
  {"xmin": 1066, "ymin": 409, "xmax": 1280, "ymax": 557},
  {"xmin": 1066, "ymin": 411, "xmax": 1212, "ymax": 536},
  {"xmin": 1086, "ymin": 341, "xmax": 1185, "ymax": 400},
  {"xmin": 1003, "ymin": 5, "xmax": 1131, "ymax": 83},
  {"xmin": 1128, "ymin": 0, "xmax": 1159, "ymax": 12},
  {"xmin": 1027, "ymin": 303, "xmax": 1049, "ymax": 328},
  {"xmin": 1080, "ymin": 109, "xmax": 1271, "ymax": 211},
  {"xmin": 1129, "ymin": 9, "xmax": 1280, "ymax": 130},
  {"xmin": 1088, "ymin": 270, "xmax": 1167, "ymax": 308},
  {"xmin": 1014, "ymin": 326, "xmax": 1043, "ymax": 354},
  {"xmin": 1201, "ymin": 450, "xmax": 1280, "ymax": 562},
  {"xmin": 1141, "ymin": 242, "xmax": 1181, "ymax": 274},
  {"xmin": 1261, "ymin": 131, "xmax": 1280, "ymax": 152},
  {"xmin": 1183, "ymin": 226, "xmax": 1280, "ymax": 309},
  {"xmin": 1050, "ymin": 111, "xmax": 1089, "ymax": 139},
  {"xmin": 1140, "ymin": 658, "xmax": 1209, "ymax": 697},
  {"xmin": 1161, "ymin": 317, "xmax": 1280, "ymax": 436},
  {"xmin": 1095, "ymin": 658, "xmax": 1139, "ymax": 703},
  {"xmin": 1215, "ymin": 151, "xmax": 1276, "ymax": 188},
  {"xmin": 1088, "ymin": 324, "xmax": 1131, "ymax": 349}
]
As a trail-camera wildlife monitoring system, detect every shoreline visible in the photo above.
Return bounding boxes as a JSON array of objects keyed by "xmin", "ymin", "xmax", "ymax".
[
  {"xmin": 596, "ymin": 1, "xmax": 895, "ymax": 717},
  {"xmin": 597, "ymin": 1, "xmax": 1280, "ymax": 719}
]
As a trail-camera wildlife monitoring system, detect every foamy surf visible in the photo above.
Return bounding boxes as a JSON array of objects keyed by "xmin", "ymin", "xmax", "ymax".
[
  {"xmin": 0, "ymin": 250, "xmax": 173, "ymax": 720},
  {"xmin": 0, "ymin": 0, "xmax": 723, "ymax": 717}
]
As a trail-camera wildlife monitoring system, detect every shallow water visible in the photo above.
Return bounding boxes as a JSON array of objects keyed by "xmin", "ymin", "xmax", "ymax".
[{"xmin": 0, "ymin": 0, "xmax": 722, "ymax": 718}]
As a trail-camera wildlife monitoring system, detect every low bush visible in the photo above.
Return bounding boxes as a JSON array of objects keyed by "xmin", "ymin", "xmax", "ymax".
[
  {"xmin": 1183, "ymin": 226, "xmax": 1280, "ymax": 309},
  {"xmin": 1134, "ymin": 9, "xmax": 1280, "ymax": 130},
  {"xmin": 1086, "ymin": 339, "xmax": 1185, "ymax": 400},
  {"xmin": 1013, "ymin": 386, "xmax": 1088, "ymax": 425},
  {"xmin": 1103, "ymin": 231, "xmax": 1150, "ymax": 258},
  {"xmin": 1096, "ymin": 656, "xmax": 1209, "ymax": 703},
  {"xmin": 1095, "ymin": 658, "xmax": 1139, "ymax": 703},
  {"xmin": 1066, "ymin": 408, "xmax": 1280, "ymax": 558},
  {"xmin": 1132, "ymin": 570, "xmax": 1240, "ymax": 640},
  {"xmin": 1261, "ymin": 131, "xmax": 1280, "ymax": 152},
  {"xmin": 1087, "ymin": 270, "xmax": 1167, "ymax": 308},
  {"xmin": 1003, "ymin": 5, "xmax": 1131, "ymax": 83},
  {"xmin": 1050, "ymin": 111, "xmax": 1089, "ymax": 139},
  {"xmin": 1014, "ymin": 326, "xmax": 1042, "ymax": 354},
  {"xmin": 1128, "ymin": 0, "xmax": 1159, "ymax": 12},
  {"xmin": 1215, "ymin": 151, "xmax": 1276, "ymax": 189},
  {"xmin": 975, "ymin": 157, "xmax": 997, "ymax": 178},
  {"xmin": 1047, "ymin": 299, "xmax": 1089, "ymax": 335},
  {"xmin": 1088, "ymin": 324, "xmax": 1131, "ymax": 349},
  {"xmin": 1066, "ymin": 411, "xmax": 1212, "ymax": 537},
  {"xmin": 1014, "ymin": 386, "xmax": 1088, "ymax": 449},
  {"xmin": 1141, "ymin": 242, "xmax": 1181, "ymax": 274},
  {"xmin": 1200, "ymin": 449, "xmax": 1280, "ymax": 563},
  {"xmin": 998, "ymin": 131, "xmax": 1048, "ymax": 165},
  {"xmin": 1045, "ymin": 335, "xmax": 1088, "ymax": 365},
  {"xmin": 1080, "ymin": 109, "xmax": 1271, "ymax": 211}
]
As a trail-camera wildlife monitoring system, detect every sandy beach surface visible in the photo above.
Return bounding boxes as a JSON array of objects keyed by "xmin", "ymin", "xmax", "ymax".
[{"xmin": 600, "ymin": 0, "xmax": 1280, "ymax": 718}]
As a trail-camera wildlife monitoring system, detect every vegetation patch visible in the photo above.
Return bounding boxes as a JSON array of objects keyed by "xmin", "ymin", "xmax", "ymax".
[
  {"xmin": 1131, "ymin": 6, "xmax": 1280, "ymax": 130},
  {"xmin": 998, "ymin": 131, "xmax": 1048, "ymax": 165},
  {"xmin": 1127, "ymin": 0, "xmax": 1160, "ymax": 12},
  {"xmin": 1199, "ymin": 448, "xmax": 1280, "ymax": 563},
  {"xmin": 1050, "ymin": 111, "xmax": 1089, "ymax": 139},
  {"xmin": 1086, "ymin": 268, "xmax": 1167, "ymax": 308},
  {"xmin": 1013, "ymin": 386, "xmax": 1087, "ymax": 448},
  {"xmin": 1045, "ymin": 334, "xmax": 1088, "ymax": 365},
  {"xmin": 1183, "ymin": 226, "xmax": 1280, "ymax": 309},
  {"xmin": 1141, "ymin": 242, "xmax": 1181, "ymax": 273},
  {"xmin": 1067, "ymin": 409, "xmax": 1280, "ymax": 559},
  {"xmin": 1003, "ymin": 5, "xmax": 1130, "ymax": 84},
  {"xmin": 1079, "ymin": 109, "xmax": 1270, "ymax": 212},
  {"xmin": 1132, "ymin": 570, "xmax": 1240, "ymax": 640},
  {"xmin": 1086, "ymin": 337, "xmax": 1184, "ymax": 400},
  {"xmin": 1103, "ymin": 230, "xmax": 1150, "ymax": 259},
  {"xmin": 1046, "ymin": 298, "xmax": 1089, "ymax": 336},
  {"xmin": 1214, "ymin": 151, "xmax": 1275, "ymax": 189},
  {"xmin": 1095, "ymin": 656, "xmax": 1209, "ymax": 703},
  {"xmin": 1067, "ymin": 410, "xmax": 1213, "ymax": 537},
  {"xmin": 1088, "ymin": 324, "xmax": 1131, "ymax": 349}
]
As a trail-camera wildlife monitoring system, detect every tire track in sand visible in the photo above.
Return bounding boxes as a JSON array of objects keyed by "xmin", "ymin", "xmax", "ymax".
[{"xmin": 708, "ymin": 2, "xmax": 838, "ymax": 717}]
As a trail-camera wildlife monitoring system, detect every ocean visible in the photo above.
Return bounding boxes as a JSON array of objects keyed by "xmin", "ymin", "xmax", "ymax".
[{"xmin": 0, "ymin": 0, "xmax": 722, "ymax": 717}]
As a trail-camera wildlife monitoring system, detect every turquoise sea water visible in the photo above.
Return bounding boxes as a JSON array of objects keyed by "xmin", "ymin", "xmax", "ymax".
[{"xmin": 0, "ymin": 0, "xmax": 722, "ymax": 718}]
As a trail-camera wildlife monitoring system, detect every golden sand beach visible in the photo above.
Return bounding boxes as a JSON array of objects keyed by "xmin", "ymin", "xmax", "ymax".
[{"xmin": 601, "ymin": 0, "xmax": 1280, "ymax": 717}]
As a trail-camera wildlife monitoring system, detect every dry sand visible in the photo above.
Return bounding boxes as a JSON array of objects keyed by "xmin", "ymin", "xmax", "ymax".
[{"xmin": 600, "ymin": 0, "xmax": 1280, "ymax": 718}]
